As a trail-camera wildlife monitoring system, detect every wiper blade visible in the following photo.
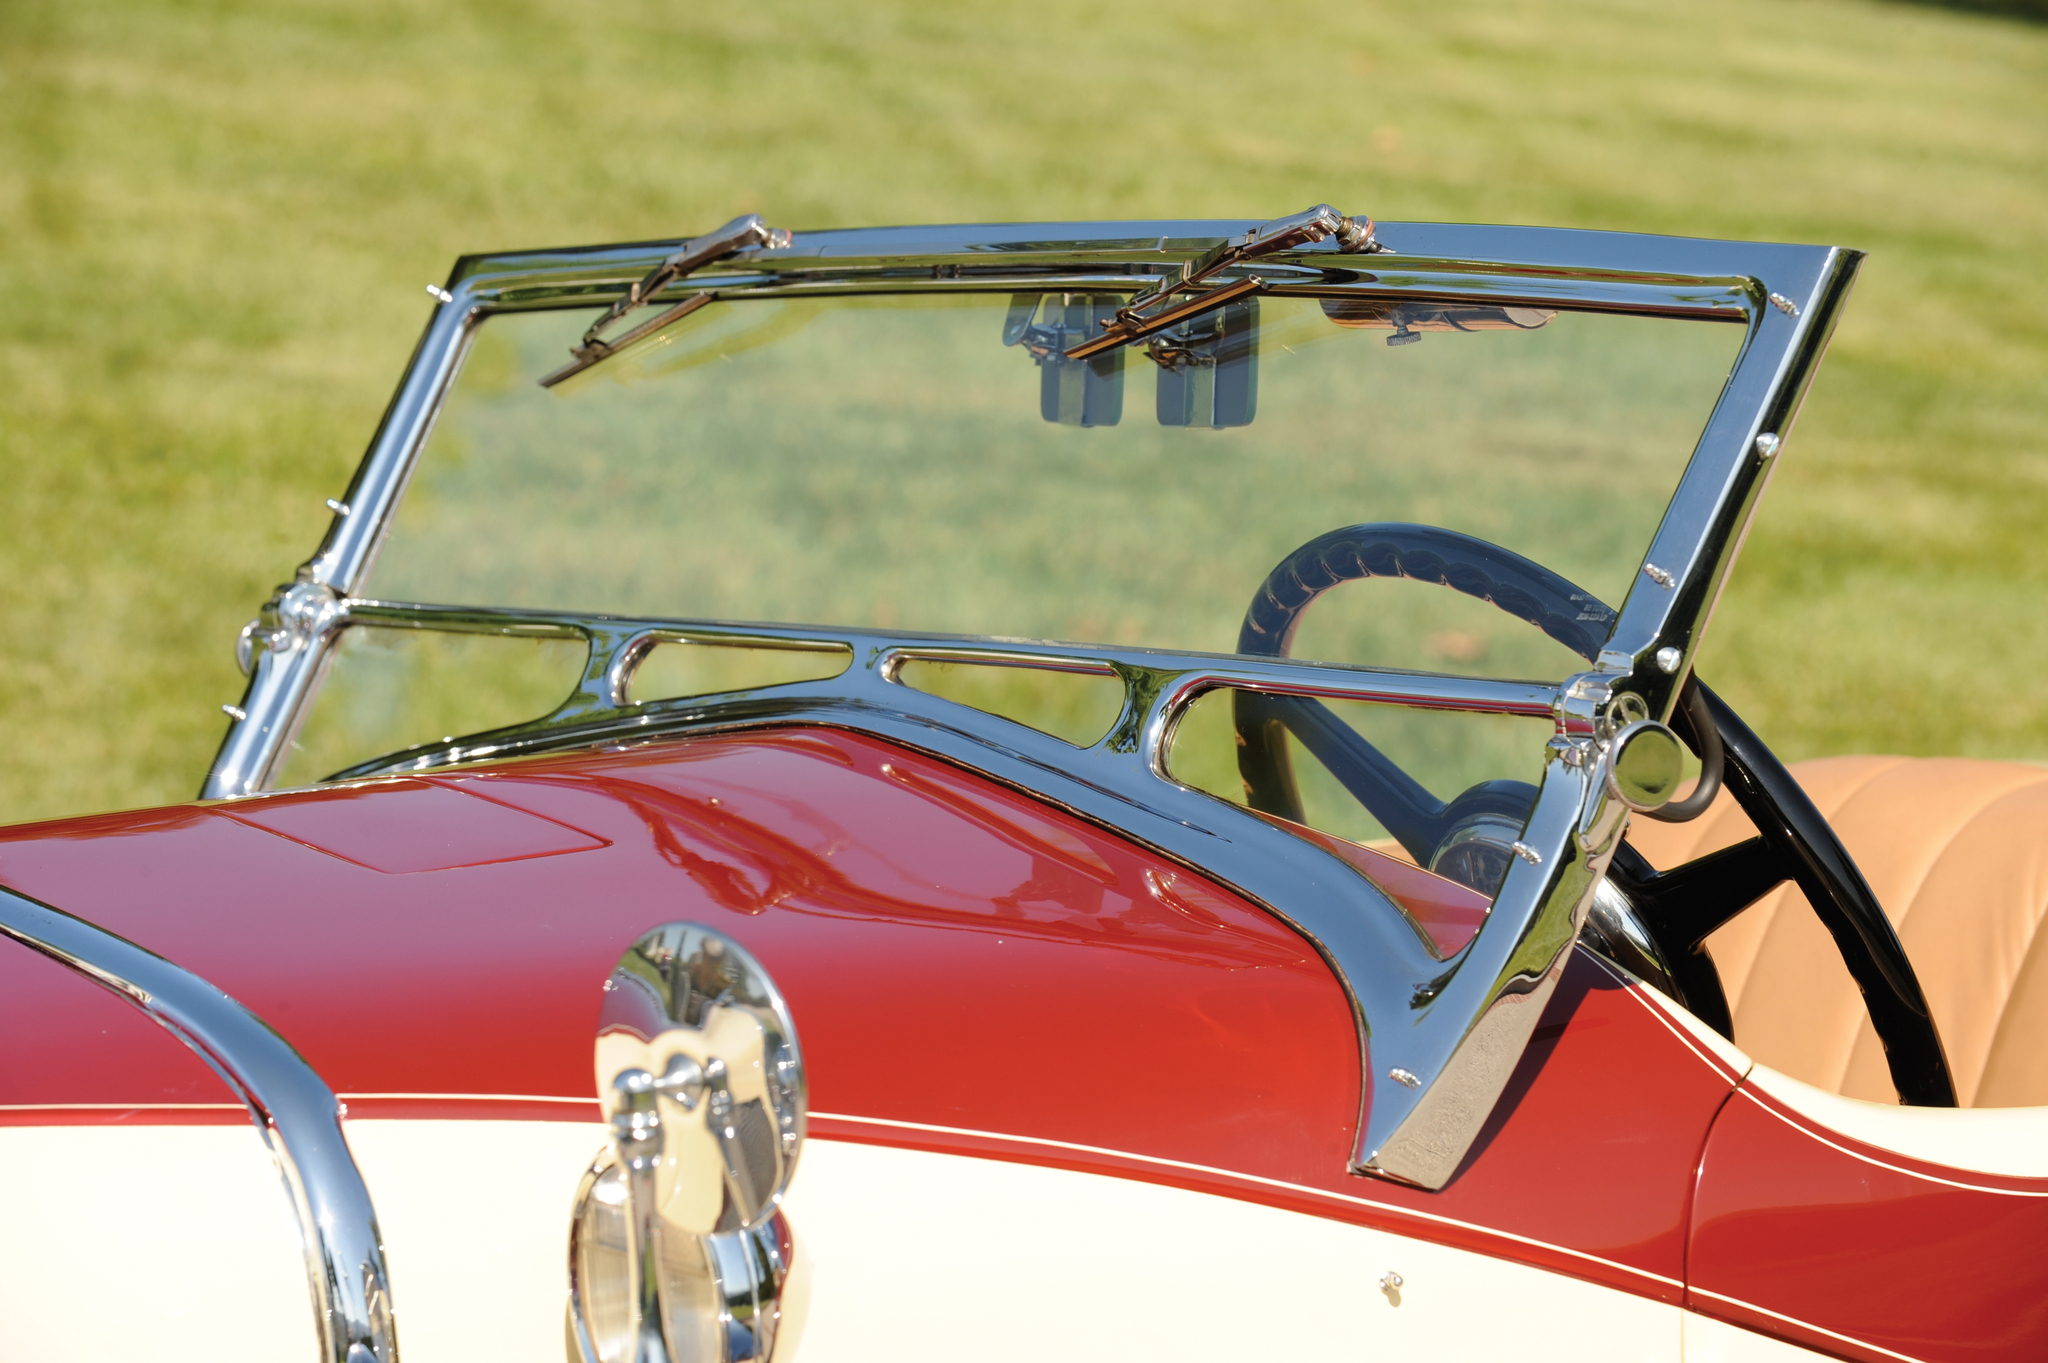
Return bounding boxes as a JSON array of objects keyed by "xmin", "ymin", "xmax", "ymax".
[
  {"xmin": 539, "ymin": 214, "xmax": 791, "ymax": 388},
  {"xmin": 1064, "ymin": 204, "xmax": 1380, "ymax": 362}
]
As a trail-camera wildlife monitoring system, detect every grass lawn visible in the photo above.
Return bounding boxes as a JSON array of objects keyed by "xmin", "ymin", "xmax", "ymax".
[{"xmin": 0, "ymin": 0, "xmax": 2043, "ymax": 824}]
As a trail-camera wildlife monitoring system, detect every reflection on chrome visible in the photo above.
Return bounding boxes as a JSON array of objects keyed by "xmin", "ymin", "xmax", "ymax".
[
  {"xmin": 0, "ymin": 886, "xmax": 399, "ymax": 1363},
  {"xmin": 570, "ymin": 923, "xmax": 808, "ymax": 1363}
]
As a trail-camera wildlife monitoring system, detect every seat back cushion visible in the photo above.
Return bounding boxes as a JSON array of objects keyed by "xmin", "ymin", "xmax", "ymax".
[{"xmin": 1624, "ymin": 756, "xmax": 2048, "ymax": 1107}]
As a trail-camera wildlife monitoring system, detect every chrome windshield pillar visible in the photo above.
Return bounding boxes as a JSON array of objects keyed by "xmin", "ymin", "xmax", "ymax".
[
  {"xmin": 205, "ymin": 278, "xmax": 478, "ymax": 799},
  {"xmin": 1599, "ymin": 246, "xmax": 1864, "ymax": 725},
  {"xmin": 0, "ymin": 887, "xmax": 400, "ymax": 1363}
]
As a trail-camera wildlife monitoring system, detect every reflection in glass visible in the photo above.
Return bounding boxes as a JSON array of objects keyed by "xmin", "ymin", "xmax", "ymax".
[
  {"xmin": 275, "ymin": 626, "xmax": 587, "ymax": 786},
  {"xmin": 1168, "ymin": 688, "xmax": 1556, "ymax": 955},
  {"xmin": 629, "ymin": 642, "xmax": 850, "ymax": 705},
  {"xmin": 369, "ymin": 294, "xmax": 1740, "ymax": 680},
  {"xmin": 894, "ymin": 658, "xmax": 1126, "ymax": 747}
]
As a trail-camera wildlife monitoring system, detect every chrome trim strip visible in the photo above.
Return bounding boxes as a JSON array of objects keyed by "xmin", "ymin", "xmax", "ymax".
[
  {"xmin": 0, "ymin": 886, "xmax": 399, "ymax": 1363},
  {"xmin": 880, "ymin": 646, "xmax": 1120, "ymax": 680}
]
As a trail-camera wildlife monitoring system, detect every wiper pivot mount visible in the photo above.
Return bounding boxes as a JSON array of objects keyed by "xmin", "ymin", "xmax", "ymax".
[
  {"xmin": 1064, "ymin": 204, "xmax": 1378, "ymax": 362},
  {"xmin": 540, "ymin": 214, "xmax": 791, "ymax": 388}
]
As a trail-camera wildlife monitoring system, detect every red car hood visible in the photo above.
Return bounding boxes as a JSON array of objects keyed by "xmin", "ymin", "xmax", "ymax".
[{"xmin": 0, "ymin": 725, "xmax": 1735, "ymax": 1302}]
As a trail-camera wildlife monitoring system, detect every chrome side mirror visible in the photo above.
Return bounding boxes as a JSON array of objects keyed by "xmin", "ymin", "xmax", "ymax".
[{"xmin": 569, "ymin": 924, "xmax": 808, "ymax": 1363}]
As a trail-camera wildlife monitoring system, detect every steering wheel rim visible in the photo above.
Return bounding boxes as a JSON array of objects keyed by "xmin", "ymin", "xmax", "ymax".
[
  {"xmin": 1233, "ymin": 523, "xmax": 1613, "ymax": 843},
  {"xmin": 1233, "ymin": 522, "xmax": 1956, "ymax": 1107}
]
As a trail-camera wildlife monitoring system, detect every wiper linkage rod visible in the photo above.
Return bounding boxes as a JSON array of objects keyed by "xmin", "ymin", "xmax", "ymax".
[
  {"xmin": 1063, "ymin": 204, "xmax": 1379, "ymax": 362},
  {"xmin": 540, "ymin": 214, "xmax": 791, "ymax": 388}
]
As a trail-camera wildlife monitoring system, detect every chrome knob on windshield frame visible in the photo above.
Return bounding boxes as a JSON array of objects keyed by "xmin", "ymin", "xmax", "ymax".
[
  {"xmin": 569, "ymin": 923, "xmax": 808, "ymax": 1363},
  {"xmin": 1605, "ymin": 720, "xmax": 1687, "ymax": 813}
]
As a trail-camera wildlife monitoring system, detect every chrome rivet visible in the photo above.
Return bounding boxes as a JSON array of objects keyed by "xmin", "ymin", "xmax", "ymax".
[
  {"xmin": 221, "ymin": 704, "xmax": 247, "ymax": 721},
  {"xmin": 1643, "ymin": 562, "xmax": 1675, "ymax": 589},
  {"xmin": 1388, "ymin": 1067, "xmax": 1421, "ymax": 1089},
  {"xmin": 1655, "ymin": 646, "xmax": 1682, "ymax": 674},
  {"xmin": 425, "ymin": 284, "xmax": 455, "ymax": 303},
  {"xmin": 1754, "ymin": 432, "xmax": 1781, "ymax": 459},
  {"xmin": 1511, "ymin": 841, "xmax": 1543, "ymax": 865},
  {"xmin": 1768, "ymin": 292, "xmax": 1799, "ymax": 317},
  {"xmin": 325, "ymin": 498, "xmax": 350, "ymax": 516}
]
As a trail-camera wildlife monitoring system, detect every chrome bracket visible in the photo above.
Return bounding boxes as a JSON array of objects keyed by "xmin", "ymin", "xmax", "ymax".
[{"xmin": 1553, "ymin": 670, "xmax": 1616, "ymax": 739}]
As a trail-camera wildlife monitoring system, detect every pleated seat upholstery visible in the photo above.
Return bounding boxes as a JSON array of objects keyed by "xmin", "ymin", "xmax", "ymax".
[{"xmin": 1625, "ymin": 756, "xmax": 2048, "ymax": 1108}]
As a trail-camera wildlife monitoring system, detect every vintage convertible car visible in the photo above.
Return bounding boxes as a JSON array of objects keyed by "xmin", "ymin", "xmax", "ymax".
[{"xmin": 3, "ymin": 209, "xmax": 2044, "ymax": 1363}]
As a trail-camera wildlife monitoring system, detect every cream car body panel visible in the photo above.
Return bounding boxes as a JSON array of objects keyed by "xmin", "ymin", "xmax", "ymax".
[{"xmin": 0, "ymin": 1122, "xmax": 1692, "ymax": 1362}]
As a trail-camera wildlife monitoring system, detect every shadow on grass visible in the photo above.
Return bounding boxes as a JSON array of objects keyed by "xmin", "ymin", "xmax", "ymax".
[{"xmin": 1887, "ymin": 0, "xmax": 2046, "ymax": 21}]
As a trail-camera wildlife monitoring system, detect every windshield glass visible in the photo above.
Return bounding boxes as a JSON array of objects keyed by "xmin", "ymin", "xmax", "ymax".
[{"xmin": 365, "ymin": 291, "xmax": 1742, "ymax": 678}]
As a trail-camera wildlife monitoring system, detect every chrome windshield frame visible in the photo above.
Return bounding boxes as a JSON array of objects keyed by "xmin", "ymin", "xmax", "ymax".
[{"xmin": 204, "ymin": 218, "xmax": 1861, "ymax": 1188}]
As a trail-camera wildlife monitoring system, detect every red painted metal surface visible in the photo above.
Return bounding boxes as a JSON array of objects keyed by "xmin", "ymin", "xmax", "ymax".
[
  {"xmin": 223, "ymin": 777, "xmax": 610, "ymax": 872},
  {"xmin": 1689, "ymin": 1082, "xmax": 2048, "ymax": 1363},
  {"xmin": 0, "ymin": 728, "xmax": 1736, "ymax": 1305},
  {"xmin": 1250, "ymin": 810, "xmax": 1491, "ymax": 957}
]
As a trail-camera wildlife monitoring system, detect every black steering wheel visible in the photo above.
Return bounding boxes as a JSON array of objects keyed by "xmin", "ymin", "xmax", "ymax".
[{"xmin": 1233, "ymin": 522, "xmax": 1955, "ymax": 1107}]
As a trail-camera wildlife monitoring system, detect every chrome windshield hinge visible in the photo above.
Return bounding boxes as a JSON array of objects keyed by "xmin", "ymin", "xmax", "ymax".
[
  {"xmin": 1553, "ymin": 670, "xmax": 1620, "ymax": 740},
  {"xmin": 236, "ymin": 580, "xmax": 346, "ymax": 676}
]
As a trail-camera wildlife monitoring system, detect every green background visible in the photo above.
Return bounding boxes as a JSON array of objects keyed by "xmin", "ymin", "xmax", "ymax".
[{"xmin": 2, "ymin": 0, "xmax": 2043, "ymax": 825}]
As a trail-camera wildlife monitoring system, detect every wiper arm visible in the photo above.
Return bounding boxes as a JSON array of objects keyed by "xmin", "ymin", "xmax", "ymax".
[
  {"xmin": 1063, "ymin": 204, "xmax": 1380, "ymax": 362},
  {"xmin": 539, "ymin": 214, "xmax": 791, "ymax": 388}
]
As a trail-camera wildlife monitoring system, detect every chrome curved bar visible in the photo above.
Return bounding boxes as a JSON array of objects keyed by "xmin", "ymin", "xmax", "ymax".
[{"xmin": 0, "ymin": 886, "xmax": 399, "ymax": 1363}]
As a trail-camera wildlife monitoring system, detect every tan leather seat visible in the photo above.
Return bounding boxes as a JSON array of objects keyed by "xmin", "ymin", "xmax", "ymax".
[{"xmin": 1625, "ymin": 756, "xmax": 2048, "ymax": 1108}]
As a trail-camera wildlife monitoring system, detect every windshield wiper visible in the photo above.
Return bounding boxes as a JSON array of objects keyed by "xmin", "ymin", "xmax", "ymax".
[
  {"xmin": 1063, "ymin": 204, "xmax": 1381, "ymax": 362},
  {"xmin": 539, "ymin": 214, "xmax": 791, "ymax": 388}
]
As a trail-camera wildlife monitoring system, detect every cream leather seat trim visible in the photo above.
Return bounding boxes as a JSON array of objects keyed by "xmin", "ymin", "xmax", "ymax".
[{"xmin": 1626, "ymin": 756, "xmax": 2048, "ymax": 1108}]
